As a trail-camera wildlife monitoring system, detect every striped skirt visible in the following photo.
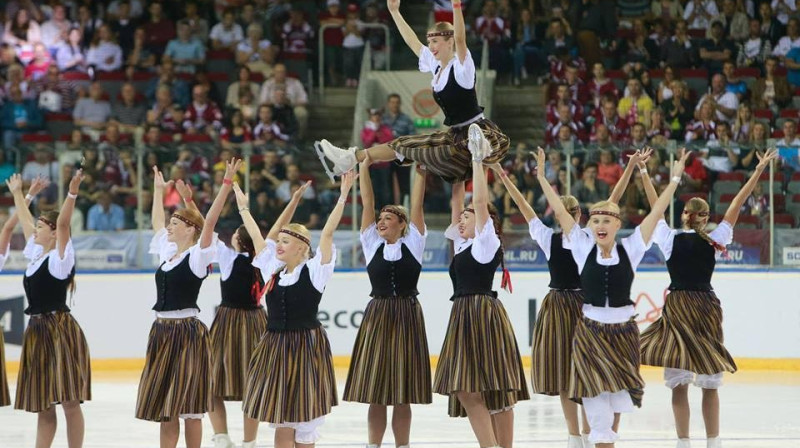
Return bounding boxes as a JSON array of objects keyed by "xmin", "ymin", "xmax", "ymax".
[
  {"xmin": 433, "ymin": 294, "xmax": 530, "ymax": 418},
  {"xmin": 15, "ymin": 312, "xmax": 91, "ymax": 412},
  {"xmin": 343, "ymin": 296, "xmax": 432, "ymax": 405},
  {"xmin": 1, "ymin": 326, "xmax": 11, "ymax": 407},
  {"xmin": 388, "ymin": 118, "xmax": 510, "ymax": 183},
  {"xmin": 135, "ymin": 318, "xmax": 212, "ymax": 422},
  {"xmin": 568, "ymin": 317, "xmax": 644, "ymax": 407},
  {"xmin": 640, "ymin": 290, "xmax": 737, "ymax": 375},
  {"xmin": 210, "ymin": 306, "xmax": 269, "ymax": 401},
  {"xmin": 243, "ymin": 327, "xmax": 338, "ymax": 423},
  {"xmin": 531, "ymin": 290, "xmax": 584, "ymax": 396}
]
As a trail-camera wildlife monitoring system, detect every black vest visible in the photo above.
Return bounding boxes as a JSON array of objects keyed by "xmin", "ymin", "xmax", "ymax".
[
  {"xmin": 433, "ymin": 63, "xmax": 484, "ymax": 126},
  {"xmin": 220, "ymin": 254, "xmax": 264, "ymax": 309},
  {"xmin": 153, "ymin": 255, "xmax": 207, "ymax": 312},
  {"xmin": 666, "ymin": 233, "xmax": 716, "ymax": 291},
  {"xmin": 580, "ymin": 245, "xmax": 634, "ymax": 308},
  {"xmin": 548, "ymin": 233, "xmax": 582, "ymax": 290},
  {"xmin": 265, "ymin": 265, "xmax": 323, "ymax": 331},
  {"xmin": 22, "ymin": 257, "xmax": 74, "ymax": 315},
  {"xmin": 367, "ymin": 243, "xmax": 421, "ymax": 297},
  {"xmin": 449, "ymin": 245, "xmax": 501, "ymax": 300}
]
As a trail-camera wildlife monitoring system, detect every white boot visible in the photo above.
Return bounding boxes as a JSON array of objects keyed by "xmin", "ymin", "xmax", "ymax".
[
  {"xmin": 582, "ymin": 434, "xmax": 595, "ymax": 448},
  {"xmin": 677, "ymin": 438, "xmax": 691, "ymax": 447},
  {"xmin": 365, "ymin": 445, "xmax": 379, "ymax": 448},
  {"xmin": 707, "ymin": 436, "xmax": 722, "ymax": 448},
  {"xmin": 467, "ymin": 124, "xmax": 491, "ymax": 161},
  {"xmin": 567, "ymin": 434, "xmax": 584, "ymax": 448},
  {"xmin": 315, "ymin": 139, "xmax": 358, "ymax": 178},
  {"xmin": 242, "ymin": 441, "xmax": 257, "ymax": 448},
  {"xmin": 211, "ymin": 433, "xmax": 234, "ymax": 448}
]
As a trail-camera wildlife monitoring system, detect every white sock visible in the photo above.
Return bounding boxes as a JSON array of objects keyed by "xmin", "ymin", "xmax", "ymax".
[
  {"xmin": 677, "ymin": 438, "xmax": 691, "ymax": 448},
  {"xmin": 582, "ymin": 434, "xmax": 595, "ymax": 448},
  {"xmin": 568, "ymin": 434, "xmax": 584, "ymax": 448},
  {"xmin": 242, "ymin": 441, "xmax": 256, "ymax": 448},
  {"xmin": 707, "ymin": 436, "xmax": 722, "ymax": 448},
  {"xmin": 212, "ymin": 433, "xmax": 233, "ymax": 448}
]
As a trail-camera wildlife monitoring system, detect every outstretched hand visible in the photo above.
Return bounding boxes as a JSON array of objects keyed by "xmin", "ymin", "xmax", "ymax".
[
  {"xmin": 5, "ymin": 173, "xmax": 22, "ymax": 194},
  {"xmin": 387, "ymin": 0, "xmax": 400, "ymax": 13},
  {"xmin": 68, "ymin": 169, "xmax": 85, "ymax": 195},
  {"xmin": 534, "ymin": 146, "xmax": 547, "ymax": 178},
  {"xmin": 671, "ymin": 148, "xmax": 690, "ymax": 179},
  {"xmin": 175, "ymin": 179, "xmax": 193, "ymax": 201},
  {"xmin": 152, "ymin": 166, "xmax": 174, "ymax": 191},
  {"xmin": 224, "ymin": 158, "xmax": 242, "ymax": 181},
  {"xmin": 292, "ymin": 180, "xmax": 312, "ymax": 201},
  {"xmin": 28, "ymin": 175, "xmax": 50, "ymax": 197},
  {"xmin": 340, "ymin": 170, "xmax": 358, "ymax": 196},
  {"xmin": 232, "ymin": 182, "xmax": 249, "ymax": 210},
  {"xmin": 755, "ymin": 148, "xmax": 779, "ymax": 171}
]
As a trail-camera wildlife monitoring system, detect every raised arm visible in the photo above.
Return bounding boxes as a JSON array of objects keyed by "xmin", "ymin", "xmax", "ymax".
[
  {"xmin": 723, "ymin": 148, "xmax": 778, "ymax": 226},
  {"xmin": 535, "ymin": 147, "xmax": 578, "ymax": 235},
  {"xmin": 266, "ymin": 181, "xmax": 312, "ymax": 241},
  {"xmin": 410, "ymin": 164, "xmax": 427, "ymax": 231},
  {"xmin": 638, "ymin": 160, "xmax": 659, "ymax": 208},
  {"xmin": 491, "ymin": 163, "xmax": 536, "ymax": 222},
  {"xmin": 0, "ymin": 177, "xmax": 47, "ymax": 253},
  {"xmin": 452, "ymin": 0, "xmax": 468, "ymax": 63},
  {"xmin": 57, "ymin": 169, "xmax": 84, "ymax": 258},
  {"xmin": 471, "ymin": 162, "xmax": 491, "ymax": 231},
  {"xmin": 151, "ymin": 166, "xmax": 173, "ymax": 232},
  {"xmin": 233, "ymin": 182, "xmax": 266, "ymax": 254},
  {"xmin": 6, "ymin": 174, "xmax": 36, "ymax": 241},
  {"xmin": 359, "ymin": 154, "xmax": 376, "ymax": 232},
  {"xmin": 609, "ymin": 148, "xmax": 652, "ymax": 204},
  {"xmin": 387, "ymin": 0, "xmax": 424, "ymax": 57},
  {"xmin": 175, "ymin": 179, "xmax": 200, "ymax": 214},
  {"xmin": 320, "ymin": 171, "xmax": 357, "ymax": 265},
  {"xmin": 639, "ymin": 149, "xmax": 691, "ymax": 244},
  {"xmin": 199, "ymin": 159, "xmax": 240, "ymax": 248},
  {"xmin": 450, "ymin": 181, "xmax": 465, "ymax": 226}
]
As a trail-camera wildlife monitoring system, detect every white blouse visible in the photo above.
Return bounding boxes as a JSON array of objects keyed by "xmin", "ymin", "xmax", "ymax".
[
  {"xmin": 252, "ymin": 239, "xmax": 336, "ymax": 293},
  {"xmin": 418, "ymin": 46, "xmax": 476, "ymax": 92},
  {"xmin": 360, "ymin": 222, "xmax": 426, "ymax": 265},
  {"xmin": 563, "ymin": 225, "xmax": 651, "ymax": 324},
  {"xmin": 651, "ymin": 219, "xmax": 733, "ymax": 260},
  {"xmin": 528, "ymin": 218, "xmax": 555, "ymax": 260},
  {"xmin": 23, "ymin": 236, "xmax": 75, "ymax": 279},
  {"xmin": 445, "ymin": 217, "xmax": 501, "ymax": 265},
  {"xmin": 0, "ymin": 244, "xmax": 8, "ymax": 272},
  {"xmin": 215, "ymin": 241, "xmax": 249, "ymax": 282}
]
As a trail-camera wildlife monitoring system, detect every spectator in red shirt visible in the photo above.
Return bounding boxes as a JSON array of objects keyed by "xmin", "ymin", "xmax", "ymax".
[
  {"xmin": 589, "ymin": 96, "xmax": 629, "ymax": 143},
  {"xmin": 474, "ymin": 0, "xmax": 511, "ymax": 75},
  {"xmin": 318, "ymin": 0, "xmax": 345, "ymax": 85},
  {"xmin": 253, "ymin": 104, "xmax": 289, "ymax": 151},
  {"xmin": 586, "ymin": 62, "xmax": 619, "ymax": 108},
  {"xmin": 183, "ymin": 84, "xmax": 223, "ymax": 136},
  {"xmin": 681, "ymin": 151, "xmax": 708, "ymax": 192},
  {"xmin": 24, "ymin": 43, "xmax": 51, "ymax": 81},
  {"xmin": 546, "ymin": 103, "xmax": 587, "ymax": 144},
  {"xmin": 564, "ymin": 65, "xmax": 589, "ymax": 105},
  {"xmin": 281, "ymin": 6, "xmax": 314, "ymax": 61},
  {"xmin": 546, "ymin": 83, "xmax": 584, "ymax": 124},
  {"xmin": 142, "ymin": 2, "xmax": 176, "ymax": 57},
  {"xmin": 597, "ymin": 148, "xmax": 624, "ymax": 187}
]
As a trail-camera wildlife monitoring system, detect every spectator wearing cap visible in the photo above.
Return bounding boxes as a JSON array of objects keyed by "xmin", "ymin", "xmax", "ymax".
[
  {"xmin": 183, "ymin": 84, "xmax": 223, "ymax": 136},
  {"xmin": 210, "ymin": 8, "xmax": 244, "ymax": 52},
  {"xmin": 86, "ymin": 191, "xmax": 126, "ymax": 231},
  {"xmin": 752, "ymin": 56, "xmax": 791, "ymax": 113},
  {"xmin": 319, "ymin": 0, "xmax": 346, "ymax": 85},
  {"xmin": 236, "ymin": 23, "xmax": 274, "ymax": 77},
  {"xmin": 617, "ymin": 78, "xmax": 654, "ymax": 128},
  {"xmin": 164, "ymin": 20, "xmax": 206, "ymax": 75},
  {"xmin": 33, "ymin": 64, "xmax": 78, "ymax": 112},
  {"xmin": 142, "ymin": 2, "xmax": 175, "ymax": 57},
  {"xmin": 699, "ymin": 21, "xmax": 735, "ymax": 73},
  {"xmin": 111, "ymin": 82, "xmax": 147, "ymax": 134},
  {"xmin": 109, "ymin": 1, "xmax": 139, "ymax": 56},
  {"xmin": 696, "ymin": 74, "xmax": 738, "ymax": 124},
  {"xmin": 73, "ymin": 82, "xmax": 112, "ymax": 139},
  {"xmin": 40, "ymin": 4, "xmax": 71, "ymax": 53},
  {"xmin": 1, "ymin": 83, "xmax": 43, "ymax": 149},
  {"xmin": 281, "ymin": 7, "xmax": 315, "ymax": 62},
  {"xmin": 86, "ymin": 24, "xmax": 124, "ymax": 72},
  {"xmin": 56, "ymin": 27, "xmax": 89, "ymax": 73},
  {"xmin": 772, "ymin": 17, "xmax": 800, "ymax": 57},
  {"xmin": 683, "ymin": 0, "xmax": 718, "ymax": 29},
  {"xmin": 259, "ymin": 63, "xmax": 309, "ymax": 139},
  {"xmin": 660, "ymin": 19, "xmax": 697, "ymax": 69},
  {"xmin": 708, "ymin": 0, "xmax": 748, "ymax": 42}
]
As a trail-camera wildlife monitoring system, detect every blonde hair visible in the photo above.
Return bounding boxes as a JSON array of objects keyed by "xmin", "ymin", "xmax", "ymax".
[
  {"xmin": 428, "ymin": 21, "xmax": 455, "ymax": 35},
  {"xmin": 560, "ymin": 195, "xmax": 580, "ymax": 219},
  {"xmin": 681, "ymin": 198, "xmax": 725, "ymax": 250},
  {"xmin": 380, "ymin": 205, "xmax": 410, "ymax": 236},
  {"xmin": 172, "ymin": 208, "xmax": 205, "ymax": 243},
  {"xmin": 282, "ymin": 223, "xmax": 312, "ymax": 258}
]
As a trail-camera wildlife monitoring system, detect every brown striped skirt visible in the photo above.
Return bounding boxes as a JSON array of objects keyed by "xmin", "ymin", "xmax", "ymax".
[
  {"xmin": 135, "ymin": 317, "xmax": 212, "ymax": 422},
  {"xmin": 531, "ymin": 289, "xmax": 584, "ymax": 396},
  {"xmin": 388, "ymin": 118, "xmax": 510, "ymax": 183},
  {"xmin": 640, "ymin": 290, "xmax": 737, "ymax": 376},
  {"xmin": 210, "ymin": 306, "xmax": 269, "ymax": 401},
  {"xmin": 15, "ymin": 312, "xmax": 91, "ymax": 413},
  {"xmin": 343, "ymin": 296, "xmax": 432, "ymax": 405},
  {"xmin": 243, "ymin": 327, "xmax": 338, "ymax": 423},
  {"xmin": 1, "ymin": 326, "xmax": 12, "ymax": 407},
  {"xmin": 568, "ymin": 317, "xmax": 644, "ymax": 407},
  {"xmin": 433, "ymin": 294, "xmax": 529, "ymax": 418}
]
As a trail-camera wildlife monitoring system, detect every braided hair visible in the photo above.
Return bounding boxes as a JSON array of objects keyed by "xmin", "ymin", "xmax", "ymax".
[
  {"xmin": 486, "ymin": 202, "xmax": 512, "ymax": 293},
  {"xmin": 234, "ymin": 225, "xmax": 266, "ymax": 305},
  {"xmin": 682, "ymin": 198, "xmax": 727, "ymax": 253}
]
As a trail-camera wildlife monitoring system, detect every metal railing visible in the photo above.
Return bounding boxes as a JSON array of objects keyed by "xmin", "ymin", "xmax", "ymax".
[{"xmin": 318, "ymin": 23, "xmax": 391, "ymax": 100}]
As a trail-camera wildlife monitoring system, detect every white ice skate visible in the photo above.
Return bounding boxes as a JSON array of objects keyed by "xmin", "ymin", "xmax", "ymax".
[
  {"xmin": 467, "ymin": 123, "xmax": 491, "ymax": 162},
  {"xmin": 707, "ymin": 437, "xmax": 722, "ymax": 448},
  {"xmin": 567, "ymin": 434, "xmax": 584, "ymax": 448},
  {"xmin": 241, "ymin": 441, "xmax": 257, "ymax": 448},
  {"xmin": 315, "ymin": 139, "xmax": 358, "ymax": 180},
  {"xmin": 582, "ymin": 434, "xmax": 595, "ymax": 448},
  {"xmin": 211, "ymin": 433, "xmax": 234, "ymax": 448},
  {"xmin": 676, "ymin": 438, "xmax": 691, "ymax": 448}
]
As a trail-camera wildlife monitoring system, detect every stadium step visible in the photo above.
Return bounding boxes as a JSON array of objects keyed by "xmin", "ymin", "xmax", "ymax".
[{"xmin": 492, "ymin": 85, "xmax": 547, "ymax": 146}]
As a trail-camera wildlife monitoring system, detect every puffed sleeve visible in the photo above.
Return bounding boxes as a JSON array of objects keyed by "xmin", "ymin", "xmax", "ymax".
[
  {"xmin": 48, "ymin": 239, "xmax": 76, "ymax": 280},
  {"xmin": 359, "ymin": 223, "xmax": 381, "ymax": 265},
  {"xmin": 148, "ymin": 228, "xmax": 175, "ymax": 265},
  {"xmin": 418, "ymin": 46, "xmax": 437, "ymax": 74},
  {"xmin": 251, "ymin": 239, "xmax": 284, "ymax": 274},
  {"xmin": 709, "ymin": 220, "xmax": 734, "ymax": 247},
  {"xmin": 307, "ymin": 245, "xmax": 337, "ymax": 292},
  {"xmin": 651, "ymin": 219, "xmax": 677, "ymax": 260},
  {"xmin": 452, "ymin": 49, "xmax": 477, "ymax": 89},
  {"xmin": 404, "ymin": 223, "xmax": 427, "ymax": 264},
  {"xmin": 471, "ymin": 218, "xmax": 502, "ymax": 264},
  {"xmin": 622, "ymin": 226, "xmax": 652, "ymax": 271},
  {"xmin": 528, "ymin": 218, "xmax": 554, "ymax": 260},
  {"xmin": 187, "ymin": 234, "xmax": 219, "ymax": 278},
  {"xmin": 23, "ymin": 236, "xmax": 43, "ymax": 261},
  {"xmin": 562, "ymin": 226, "xmax": 595, "ymax": 273}
]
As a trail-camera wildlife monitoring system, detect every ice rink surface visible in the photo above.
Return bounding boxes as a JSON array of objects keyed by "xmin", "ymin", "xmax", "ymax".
[{"xmin": 0, "ymin": 369, "xmax": 798, "ymax": 447}]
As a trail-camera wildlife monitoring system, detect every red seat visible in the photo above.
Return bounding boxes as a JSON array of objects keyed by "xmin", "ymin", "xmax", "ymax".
[
  {"xmin": 717, "ymin": 172, "xmax": 745, "ymax": 182},
  {"xmin": 208, "ymin": 50, "xmax": 234, "ymax": 59},
  {"xmin": 736, "ymin": 215, "xmax": 760, "ymax": 227},
  {"xmin": 687, "ymin": 29, "xmax": 706, "ymax": 38},
  {"xmin": 58, "ymin": 133, "xmax": 90, "ymax": 142},
  {"xmin": 734, "ymin": 67, "xmax": 760, "ymax": 78},
  {"xmin": 773, "ymin": 193, "xmax": 786, "ymax": 212},
  {"xmin": 759, "ymin": 171, "xmax": 785, "ymax": 182},
  {"xmin": 774, "ymin": 213, "xmax": 795, "ymax": 227},
  {"xmin": 680, "ymin": 192, "xmax": 709, "ymax": 203},
  {"xmin": 780, "ymin": 109, "xmax": 800, "ymax": 118},
  {"xmin": 509, "ymin": 213, "xmax": 527, "ymax": 225},
  {"xmin": 792, "ymin": 193, "xmax": 800, "ymax": 204},
  {"xmin": 62, "ymin": 72, "xmax": 90, "ymax": 81},
  {"xmin": 181, "ymin": 133, "xmax": 213, "ymax": 143},
  {"xmin": 718, "ymin": 193, "xmax": 736, "ymax": 204},
  {"xmin": 96, "ymin": 71, "xmax": 126, "ymax": 81},
  {"xmin": 792, "ymin": 172, "xmax": 800, "ymax": 181},
  {"xmin": 754, "ymin": 109, "xmax": 774, "ymax": 120},
  {"xmin": 21, "ymin": 134, "xmax": 54, "ymax": 143},
  {"xmin": 339, "ymin": 216, "xmax": 353, "ymax": 226},
  {"xmin": 606, "ymin": 69, "xmax": 626, "ymax": 79},
  {"xmin": 176, "ymin": 72, "xmax": 193, "ymax": 81},
  {"xmin": 250, "ymin": 72, "xmax": 265, "ymax": 83},
  {"xmin": 132, "ymin": 71, "xmax": 156, "ymax": 81},
  {"xmin": 649, "ymin": 68, "xmax": 665, "ymax": 78},
  {"xmin": 45, "ymin": 112, "xmax": 72, "ymax": 121},
  {"xmin": 206, "ymin": 72, "xmax": 229, "ymax": 81},
  {"xmin": 298, "ymin": 174, "xmax": 316, "ymax": 184},
  {"xmin": 776, "ymin": 67, "xmax": 788, "ymax": 77},
  {"xmin": 772, "ymin": 130, "xmax": 785, "ymax": 138},
  {"xmin": 680, "ymin": 68, "xmax": 708, "ymax": 79},
  {"xmin": 627, "ymin": 214, "xmax": 645, "ymax": 226}
]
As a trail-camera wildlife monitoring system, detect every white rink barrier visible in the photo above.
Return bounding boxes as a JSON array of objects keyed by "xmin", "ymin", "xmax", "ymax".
[{"xmin": 1, "ymin": 270, "xmax": 799, "ymax": 361}]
